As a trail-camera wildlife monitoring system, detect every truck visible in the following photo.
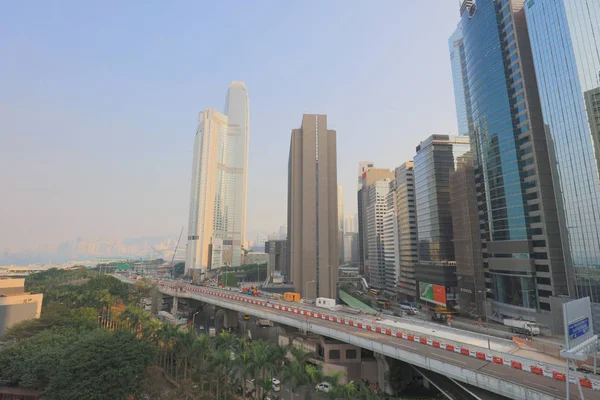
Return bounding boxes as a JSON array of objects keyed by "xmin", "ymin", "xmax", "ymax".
[
  {"xmin": 242, "ymin": 286, "xmax": 260, "ymax": 296},
  {"xmin": 284, "ymin": 292, "xmax": 301, "ymax": 302},
  {"xmin": 503, "ymin": 318, "xmax": 540, "ymax": 336},
  {"xmin": 257, "ymin": 319, "xmax": 273, "ymax": 327}
]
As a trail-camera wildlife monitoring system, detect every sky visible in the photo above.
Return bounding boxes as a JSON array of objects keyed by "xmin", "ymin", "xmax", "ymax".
[{"xmin": 0, "ymin": 1, "xmax": 461, "ymax": 252}]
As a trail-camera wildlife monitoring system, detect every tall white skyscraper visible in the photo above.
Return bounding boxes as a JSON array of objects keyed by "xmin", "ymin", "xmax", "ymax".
[{"xmin": 185, "ymin": 82, "xmax": 249, "ymax": 275}]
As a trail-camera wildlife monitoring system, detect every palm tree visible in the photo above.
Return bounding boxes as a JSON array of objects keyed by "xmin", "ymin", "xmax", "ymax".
[
  {"xmin": 354, "ymin": 380, "xmax": 379, "ymax": 400},
  {"xmin": 281, "ymin": 357, "xmax": 310, "ymax": 400},
  {"xmin": 305, "ymin": 364, "xmax": 324, "ymax": 400},
  {"xmin": 191, "ymin": 334, "xmax": 211, "ymax": 395},
  {"xmin": 323, "ymin": 372, "xmax": 355, "ymax": 400}
]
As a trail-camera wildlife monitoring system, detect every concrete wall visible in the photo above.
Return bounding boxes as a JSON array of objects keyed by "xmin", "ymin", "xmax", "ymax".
[{"xmin": 0, "ymin": 302, "xmax": 39, "ymax": 336}]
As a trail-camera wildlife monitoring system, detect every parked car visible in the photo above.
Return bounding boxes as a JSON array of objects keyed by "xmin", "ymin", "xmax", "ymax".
[
  {"xmin": 316, "ymin": 382, "xmax": 330, "ymax": 393},
  {"xmin": 271, "ymin": 378, "xmax": 281, "ymax": 392}
]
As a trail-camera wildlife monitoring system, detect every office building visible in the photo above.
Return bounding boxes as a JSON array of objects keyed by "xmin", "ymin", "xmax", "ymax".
[
  {"xmin": 365, "ymin": 179, "xmax": 394, "ymax": 290},
  {"xmin": 344, "ymin": 215, "xmax": 357, "ymax": 234},
  {"xmin": 185, "ymin": 82, "xmax": 249, "ymax": 275},
  {"xmin": 0, "ymin": 278, "xmax": 43, "ymax": 336},
  {"xmin": 449, "ymin": 24, "xmax": 469, "ymax": 135},
  {"xmin": 383, "ymin": 182, "xmax": 400, "ymax": 296},
  {"xmin": 525, "ymin": 0, "xmax": 600, "ymax": 325},
  {"xmin": 357, "ymin": 163, "xmax": 394, "ymax": 276},
  {"xmin": 450, "ymin": 151, "xmax": 485, "ymax": 317},
  {"xmin": 414, "ymin": 134, "xmax": 470, "ymax": 309},
  {"xmin": 287, "ymin": 114, "xmax": 338, "ymax": 298},
  {"xmin": 394, "ymin": 161, "xmax": 418, "ymax": 301},
  {"xmin": 265, "ymin": 239, "xmax": 288, "ymax": 280},
  {"xmin": 338, "ymin": 185, "xmax": 345, "ymax": 265},
  {"xmin": 459, "ymin": 0, "xmax": 567, "ymax": 328}
]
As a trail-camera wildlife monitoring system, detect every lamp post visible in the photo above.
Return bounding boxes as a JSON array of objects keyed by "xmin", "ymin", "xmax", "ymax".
[
  {"xmin": 478, "ymin": 289, "xmax": 491, "ymax": 350},
  {"xmin": 305, "ymin": 280, "xmax": 316, "ymax": 299},
  {"xmin": 192, "ymin": 311, "xmax": 200, "ymax": 334}
]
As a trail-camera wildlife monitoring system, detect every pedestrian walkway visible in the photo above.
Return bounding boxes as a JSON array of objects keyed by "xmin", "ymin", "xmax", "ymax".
[{"xmin": 339, "ymin": 289, "xmax": 377, "ymax": 312}]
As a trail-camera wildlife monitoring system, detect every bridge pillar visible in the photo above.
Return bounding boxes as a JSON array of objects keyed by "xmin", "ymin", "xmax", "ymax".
[
  {"xmin": 223, "ymin": 309, "xmax": 239, "ymax": 329},
  {"xmin": 374, "ymin": 352, "xmax": 392, "ymax": 395},
  {"xmin": 171, "ymin": 293, "xmax": 178, "ymax": 315}
]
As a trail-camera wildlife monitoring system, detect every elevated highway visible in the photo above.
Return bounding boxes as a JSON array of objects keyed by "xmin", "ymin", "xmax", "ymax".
[{"xmin": 116, "ymin": 276, "xmax": 600, "ymax": 400}]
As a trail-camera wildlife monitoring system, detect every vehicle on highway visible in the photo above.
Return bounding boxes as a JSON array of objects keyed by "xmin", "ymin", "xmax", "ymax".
[
  {"xmin": 271, "ymin": 378, "xmax": 281, "ymax": 392},
  {"xmin": 503, "ymin": 318, "xmax": 540, "ymax": 336},
  {"xmin": 315, "ymin": 382, "xmax": 330, "ymax": 393},
  {"xmin": 244, "ymin": 313, "xmax": 251, "ymax": 321},
  {"xmin": 369, "ymin": 289, "xmax": 379, "ymax": 296},
  {"xmin": 400, "ymin": 304, "xmax": 418, "ymax": 313}
]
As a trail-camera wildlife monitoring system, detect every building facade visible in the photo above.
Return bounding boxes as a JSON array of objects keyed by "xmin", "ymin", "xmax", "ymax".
[
  {"xmin": 287, "ymin": 114, "xmax": 339, "ymax": 298},
  {"xmin": 450, "ymin": 151, "xmax": 485, "ymax": 317},
  {"xmin": 344, "ymin": 215, "xmax": 357, "ymax": 234},
  {"xmin": 383, "ymin": 183, "xmax": 400, "ymax": 296},
  {"xmin": 394, "ymin": 161, "xmax": 418, "ymax": 301},
  {"xmin": 459, "ymin": 0, "xmax": 567, "ymax": 327},
  {"xmin": 338, "ymin": 185, "xmax": 345, "ymax": 265},
  {"xmin": 525, "ymin": 0, "xmax": 600, "ymax": 326},
  {"xmin": 365, "ymin": 179, "xmax": 393, "ymax": 291},
  {"xmin": 414, "ymin": 134, "xmax": 470, "ymax": 309},
  {"xmin": 0, "ymin": 278, "xmax": 43, "ymax": 336},
  {"xmin": 185, "ymin": 82, "xmax": 249, "ymax": 275},
  {"xmin": 265, "ymin": 239, "xmax": 288, "ymax": 280},
  {"xmin": 357, "ymin": 164, "xmax": 394, "ymax": 279},
  {"xmin": 449, "ymin": 24, "xmax": 469, "ymax": 135}
]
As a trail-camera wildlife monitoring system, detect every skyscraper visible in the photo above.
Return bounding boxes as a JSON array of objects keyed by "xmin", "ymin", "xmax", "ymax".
[
  {"xmin": 365, "ymin": 179, "xmax": 394, "ymax": 290},
  {"xmin": 414, "ymin": 134, "xmax": 470, "ymax": 309},
  {"xmin": 449, "ymin": 24, "xmax": 469, "ymax": 135},
  {"xmin": 459, "ymin": 0, "xmax": 567, "ymax": 328},
  {"xmin": 357, "ymin": 164, "xmax": 394, "ymax": 277},
  {"xmin": 338, "ymin": 185, "xmax": 345, "ymax": 265},
  {"xmin": 450, "ymin": 151, "xmax": 484, "ymax": 316},
  {"xmin": 185, "ymin": 82, "xmax": 249, "ymax": 275},
  {"xmin": 287, "ymin": 114, "xmax": 338, "ymax": 298},
  {"xmin": 394, "ymin": 161, "xmax": 418, "ymax": 301},
  {"xmin": 525, "ymin": 0, "xmax": 600, "ymax": 324},
  {"xmin": 344, "ymin": 215, "xmax": 357, "ymax": 234}
]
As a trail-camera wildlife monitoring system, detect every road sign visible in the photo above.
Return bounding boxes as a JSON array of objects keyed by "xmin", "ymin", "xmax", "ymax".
[{"xmin": 568, "ymin": 317, "xmax": 590, "ymax": 340}]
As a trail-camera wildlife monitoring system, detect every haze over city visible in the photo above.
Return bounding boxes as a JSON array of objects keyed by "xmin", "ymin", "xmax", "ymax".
[{"xmin": 1, "ymin": 1, "xmax": 459, "ymax": 258}]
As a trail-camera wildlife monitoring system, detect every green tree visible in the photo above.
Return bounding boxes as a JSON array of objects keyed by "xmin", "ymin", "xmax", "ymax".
[
  {"xmin": 44, "ymin": 330, "xmax": 155, "ymax": 400},
  {"xmin": 173, "ymin": 262, "xmax": 185, "ymax": 278},
  {"xmin": 219, "ymin": 272, "xmax": 238, "ymax": 287}
]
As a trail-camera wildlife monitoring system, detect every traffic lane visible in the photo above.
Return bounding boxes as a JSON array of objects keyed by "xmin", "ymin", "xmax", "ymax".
[
  {"xmin": 209, "ymin": 297, "xmax": 581, "ymax": 399},
  {"xmin": 480, "ymin": 362, "xmax": 600, "ymax": 400}
]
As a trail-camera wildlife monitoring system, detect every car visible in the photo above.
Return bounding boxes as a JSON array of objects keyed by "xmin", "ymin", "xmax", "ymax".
[
  {"xmin": 271, "ymin": 378, "xmax": 280, "ymax": 392},
  {"xmin": 315, "ymin": 382, "xmax": 330, "ymax": 393}
]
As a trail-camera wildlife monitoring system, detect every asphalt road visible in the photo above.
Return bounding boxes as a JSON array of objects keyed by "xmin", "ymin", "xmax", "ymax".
[{"xmin": 183, "ymin": 287, "xmax": 600, "ymax": 400}]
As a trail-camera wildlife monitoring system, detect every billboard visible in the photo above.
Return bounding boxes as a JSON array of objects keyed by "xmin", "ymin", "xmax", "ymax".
[{"xmin": 419, "ymin": 282, "xmax": 447, "ymax": 306}]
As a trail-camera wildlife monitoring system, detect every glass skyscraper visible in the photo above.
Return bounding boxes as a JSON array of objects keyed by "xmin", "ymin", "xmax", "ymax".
[
  {"xmin": 449, "ymin": 24, "xmax": 469, "ymax": 135},
  {"xmin": 414, "ymin": 134, "xmax": 470, "ymax": 308},
  {"xmin": 525, "ymin": 0, "xmax": 600, "ymax": 317},
  {"xmin": 185, "ymin": 82, "xmax": 250, "ymax": 275},
  {"xmin": 458, "ymin": 0, "xmax": 567, "ymax": 328}
]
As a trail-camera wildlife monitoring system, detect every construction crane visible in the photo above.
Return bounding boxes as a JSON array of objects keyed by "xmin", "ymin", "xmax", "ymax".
[{"xmin": 168, "ymin": 227, "xmax": 184, "ymax": 278}]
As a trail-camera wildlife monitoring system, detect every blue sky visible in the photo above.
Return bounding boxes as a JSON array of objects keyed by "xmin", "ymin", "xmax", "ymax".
[{"xmin": 1, "ymin": 1, "xmax": 461, "ymax": 250}]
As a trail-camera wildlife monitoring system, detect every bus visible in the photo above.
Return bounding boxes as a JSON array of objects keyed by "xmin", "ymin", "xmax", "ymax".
[{"xmin": 369, "ymin": 289, "xmax": 379, "ymax": 296}]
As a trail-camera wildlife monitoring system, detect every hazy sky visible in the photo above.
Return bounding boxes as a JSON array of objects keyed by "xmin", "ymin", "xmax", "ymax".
[{"xmin": 1, "ymin": 1, "xmax": 461, "ymax": 251}]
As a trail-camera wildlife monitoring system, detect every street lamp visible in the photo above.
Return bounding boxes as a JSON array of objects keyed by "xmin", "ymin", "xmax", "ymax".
[
  {"xmin": 192, "ymin": 311, "xmax": 200, "ymax": 334},
  {"xmin": 478, "ymin": 289, "xmax": 491, "ymax": 350},
  {"xmin": 305, "ymin": 280, "xmax": 316, "ymax": 299}
]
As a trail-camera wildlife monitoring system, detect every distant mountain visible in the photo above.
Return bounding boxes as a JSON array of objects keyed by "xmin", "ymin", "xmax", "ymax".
[{"xmin": 1, "ymin": 235, "xmax": 186, "ymax": 265}]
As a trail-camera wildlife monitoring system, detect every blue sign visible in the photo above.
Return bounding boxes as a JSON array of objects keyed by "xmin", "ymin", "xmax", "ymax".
[{"xmin": 568, "ymin": 317, "xmax": 590, "ymax": 340}]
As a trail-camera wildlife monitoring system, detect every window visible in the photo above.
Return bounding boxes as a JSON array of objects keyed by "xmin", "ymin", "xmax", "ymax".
[
  {"xmin": 345, "ymin": 349, "xmax": 357, "ymax": 359},
  {"xmin": 537, "ymin": 277, "xmax": 552, "ymax": 285},
  {"xmin": 540, "ymin": 302, "xmax": 551, "ymax": 311},
  {"xmin": 329, "ymin": 350, "xmax": 340, "ymax": 360}
]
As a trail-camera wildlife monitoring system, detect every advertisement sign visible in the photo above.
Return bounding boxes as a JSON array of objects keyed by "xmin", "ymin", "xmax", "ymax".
[{"xmin": 419, "ymin": 282, "xmax": 447, "ymax": 306}]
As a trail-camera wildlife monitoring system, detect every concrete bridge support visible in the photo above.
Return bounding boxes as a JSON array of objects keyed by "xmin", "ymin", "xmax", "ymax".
[
  {"xmin": 224, "ymin": 309, "xmax": 239, "ymax": 329},
  {"xmin": 375, "ymin": 352, "xmax": 393, "ymax": 395}
]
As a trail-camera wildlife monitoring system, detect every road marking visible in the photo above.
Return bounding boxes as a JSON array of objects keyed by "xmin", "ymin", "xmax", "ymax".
[
  {"xmin": 435, "ymin": 354, "xmax": 467, "ymax": 365},
  {"xmin": 488, "ymin": 370, "xmax": 558, "ymax": 392}
]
